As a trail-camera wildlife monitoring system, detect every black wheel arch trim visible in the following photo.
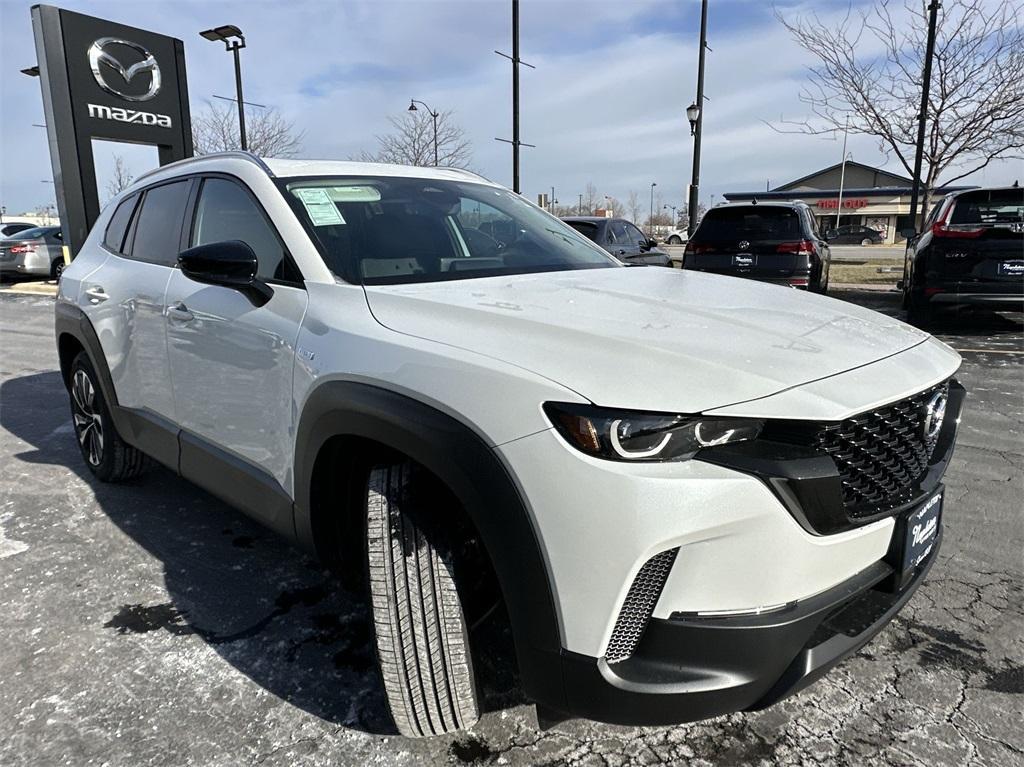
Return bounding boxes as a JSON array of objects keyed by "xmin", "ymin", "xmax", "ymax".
[{"xmin": 293, "ymin": 380, "xmax": 567, "ymax": 709}]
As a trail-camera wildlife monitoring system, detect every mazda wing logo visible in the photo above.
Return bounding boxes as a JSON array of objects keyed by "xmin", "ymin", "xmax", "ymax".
[{"xmin": 88, "ymin": 37, "xmax": 161, "ymax": 101}]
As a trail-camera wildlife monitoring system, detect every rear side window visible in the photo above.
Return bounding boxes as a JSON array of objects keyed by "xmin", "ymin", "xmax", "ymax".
[
  {"xmin": 949, "ymin": 189, "xmax": 1024, "ymax": 225},
  {"xmin": 191, "ymin": 177, "xmax": 301, "ymax": 283},
  {"xmin": 129, "ymin": 181, "xmax": 191, "ymax": 266},
  {"xmin": 696, "ymin": 207, "xmax": 802, "ymax": 240},
  {"xmin": 103, "ymin": 194, "xmax": 138, "ymax": 254},
  {"xmin": 565, "ymin": 221, "xmax": 599, "ymax": 242}
]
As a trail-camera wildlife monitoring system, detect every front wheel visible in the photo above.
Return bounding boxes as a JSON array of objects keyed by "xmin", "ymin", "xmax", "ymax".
[
  {"xmin": 365, "ymin": 461, "xmax": 480, "ymax": 737},
  {"xmin": 667, "ymin": 235, "xmax": 683, "ymax": 245}
]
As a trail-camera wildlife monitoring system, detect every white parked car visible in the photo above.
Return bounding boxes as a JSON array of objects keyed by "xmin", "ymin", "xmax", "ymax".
[
  {"xmin": 56, "ymin": 152, "xmax": 964, "ymax": 736},
  {"xmin": 663, "ymin": 227, "xmax": 689, "ymax": 245}
]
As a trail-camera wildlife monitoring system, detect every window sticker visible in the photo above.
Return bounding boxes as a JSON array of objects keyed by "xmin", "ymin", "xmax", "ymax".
[{"xmin": 293, "ymin": 187, "xmax": 345, "ymax": 226}]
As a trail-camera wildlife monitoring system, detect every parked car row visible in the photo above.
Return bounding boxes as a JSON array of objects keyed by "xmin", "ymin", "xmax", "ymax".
[{"xmin": 0, "ymin": 225, "xmax": 66, "ymax": 280}]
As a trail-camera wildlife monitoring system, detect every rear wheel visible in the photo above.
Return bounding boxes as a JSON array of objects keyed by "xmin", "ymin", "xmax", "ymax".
[
  {"xmin": 68, "ymin": 352, "xmax": 149, "ymax": 482},
  {"xmin": 50, "ymin": 259, "xmax": 64, "ymax": 280},
  {"xmin": 860, "ymin": 238, "xmax": 873, "ymax": 247},
  {"xmin": 365, "ymin": 461, "xmax": 480, "ymax": 737},
  {"xmin": 907, "ymin": 291, "xmax": 934, "ymax": 326},
  {"xmin": 667, "ymin": 235, "xmax": 683, "ymax": 245}
]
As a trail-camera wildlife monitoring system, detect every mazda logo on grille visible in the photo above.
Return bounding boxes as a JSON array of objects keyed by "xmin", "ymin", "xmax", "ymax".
[
  {"xmin": 922, "ymin": 390, "xmax": 948, "ymax": 441},
  {"xmin": 88, "ymin": 37, "xmax": 161, "ymax": 102}
]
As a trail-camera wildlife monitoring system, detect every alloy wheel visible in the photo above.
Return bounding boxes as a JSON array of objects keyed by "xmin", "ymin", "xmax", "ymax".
[{"xmin": 71, "ymin": 369, "xmax": 104, "ymax": 466}]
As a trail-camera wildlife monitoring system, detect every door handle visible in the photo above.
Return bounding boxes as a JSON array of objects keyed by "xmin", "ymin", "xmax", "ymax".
[
  {"xmin": 166, "ymin": 302, "xmax": 194, "ymax": 322},
  {"xmin": 84, "ymin": 286, "xmax": 108, "ymax": 304}
]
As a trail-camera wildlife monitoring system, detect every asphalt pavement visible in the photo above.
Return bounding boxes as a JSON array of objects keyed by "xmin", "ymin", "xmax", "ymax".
[{"xmin": 1, "ymin": 288, "xmax": 1021, "ymax": 766}]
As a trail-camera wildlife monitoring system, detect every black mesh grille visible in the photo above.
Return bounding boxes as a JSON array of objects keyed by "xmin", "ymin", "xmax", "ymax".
[
  {"xmin": 605, "ymin": 548, "xmax": 679, "ymax": 663},
  {"xmin": 808, "ymin": 382, "xmax": 948, "ymax": 517}
]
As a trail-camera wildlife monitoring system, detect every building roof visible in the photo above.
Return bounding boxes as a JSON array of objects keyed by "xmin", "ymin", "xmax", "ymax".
[
  {"xmin": 772, "ymin": 160, "xmax": 912, "ymax": 192},
  {"xmin": 723, "ymin": 185, "xmax": 974, "ymax": 202}
]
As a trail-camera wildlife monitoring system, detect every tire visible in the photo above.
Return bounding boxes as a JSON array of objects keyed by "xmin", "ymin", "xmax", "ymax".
[
  {"xmin": 365, "ymin": 462, "xmax": 480, "ymax": 737},
  {"xmin": 860, "ymin": 238, "xmax": 873, "ymax": 247},
  {"xmin": 50, "ymin": 259, "xmax": 64, "ymax": 280},
  {"xmin": 668, "ymin": 235, "xmax": 683, "ymax": 245},
  {"xmin": 68, "ymin": 352, "xmax": 150, "ymax": 482}
]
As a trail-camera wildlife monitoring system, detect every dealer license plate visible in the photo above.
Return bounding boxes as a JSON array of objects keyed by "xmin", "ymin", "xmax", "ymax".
[
  {"xmin": 732, "ymin": 254, "xmax": 756, "ymax": 267},
  {"xmin": 997, "ymin": 260, "xmax": 1023, "ymax": 276},
  {"xmin": 902, "ymin": 488, "xmax": 942, "ymax": 574}
]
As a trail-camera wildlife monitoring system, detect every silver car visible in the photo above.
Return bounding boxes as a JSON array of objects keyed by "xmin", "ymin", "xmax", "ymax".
[{"xmin": 0, "ymin": 226, "xmax": 65, "ymax": 280}]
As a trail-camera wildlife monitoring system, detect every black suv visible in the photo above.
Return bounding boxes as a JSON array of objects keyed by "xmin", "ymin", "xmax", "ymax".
[
  {"xmin": 902, "ymin": 186, "xmax": 1024, "ymax": 324},
  {"xmin": 682, "ymin": 202, "xmax": 831, "ymax": 291},
  {"xmin": 561, "ymin": 216, "xmax": 672, "ymax": 267}
]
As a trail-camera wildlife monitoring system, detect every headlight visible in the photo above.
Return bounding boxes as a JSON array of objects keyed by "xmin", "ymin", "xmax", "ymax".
[{"xmin": 544, "ymin": 402, "xmax": 763, "ymax": 462}]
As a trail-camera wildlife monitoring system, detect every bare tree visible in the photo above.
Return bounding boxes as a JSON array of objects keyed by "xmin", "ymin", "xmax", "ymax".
[
  {"xmin": 192, "ymin": 100, "xmax": 303, "ymax": 157},
  {"xmin": 626, "ymin": 190, "xmax": 642, "ymax": 223},
  {"xmin": 603, "ymin": 196, "xmax": 624, "ymax": 216},
  {"xmin": 581, "ymin": 182, "xmax": 601, "ymax": 215},
  {"xmin": 105, "ymin": 155, "xmax": 133, "ymax": 200},
  {"xmin": 358, "ymin": 109, "xmax": 472, "ymax": 168},
  {"xmin": 775, "ymin": 0, "xmax": 1024, "ymax": 223}
]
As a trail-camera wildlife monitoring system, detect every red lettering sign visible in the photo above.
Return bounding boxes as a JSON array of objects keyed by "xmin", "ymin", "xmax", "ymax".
[{"xmin": 816, "ymin": 198, "xmax": 868, "ymax": 209}]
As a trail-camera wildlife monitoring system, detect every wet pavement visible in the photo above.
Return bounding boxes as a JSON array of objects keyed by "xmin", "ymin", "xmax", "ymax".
[{"xmin": 1, "ymin": 288, "xmax": 1021, "ymax": 766}]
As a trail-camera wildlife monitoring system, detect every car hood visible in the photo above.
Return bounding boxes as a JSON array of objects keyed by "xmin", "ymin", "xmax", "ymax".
[{"xmin": 363, "ymin": 267, "xmax": 930, "ymax": 413}]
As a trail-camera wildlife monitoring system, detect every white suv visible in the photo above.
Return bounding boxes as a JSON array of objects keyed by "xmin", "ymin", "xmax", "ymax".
[{"xmin": 56, "ymin": 152, "xmax": 964, "ymax": 736}]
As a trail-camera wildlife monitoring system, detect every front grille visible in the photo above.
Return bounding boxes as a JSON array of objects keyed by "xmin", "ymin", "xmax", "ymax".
[
  {"xmin": 605, "ymin": 547, "xmax": 678, "ymax": 663},
  {"xmin": 770, "ymin": 382, "xmax": 949, "ymax": 517}
]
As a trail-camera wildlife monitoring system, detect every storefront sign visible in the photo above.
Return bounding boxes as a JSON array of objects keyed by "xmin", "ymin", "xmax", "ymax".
[{"xmin": 816, "ymin": 198, "xmax": 869, "ymax": 210}]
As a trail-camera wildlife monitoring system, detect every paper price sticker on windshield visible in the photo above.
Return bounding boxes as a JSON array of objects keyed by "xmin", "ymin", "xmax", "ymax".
[{"xmin": 294, "ymin": 188, "xmax": 345, "ymax": 226}]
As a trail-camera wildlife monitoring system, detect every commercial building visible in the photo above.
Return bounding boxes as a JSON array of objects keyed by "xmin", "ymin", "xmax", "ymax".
[{"xmin": 724, "ymin": 161, "xmax": 972, "ymax": 244}]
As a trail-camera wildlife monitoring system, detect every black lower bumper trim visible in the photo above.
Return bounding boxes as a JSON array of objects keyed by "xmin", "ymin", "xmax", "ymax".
[{"xmin": 553, "ymin": 529, "xmax": 941, "ymax": 726}]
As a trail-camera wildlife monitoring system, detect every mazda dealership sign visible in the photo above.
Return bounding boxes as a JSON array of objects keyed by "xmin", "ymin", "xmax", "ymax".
[{"xmin": 31, "ymin": 5, "xmax": 193, "ymax": 256}]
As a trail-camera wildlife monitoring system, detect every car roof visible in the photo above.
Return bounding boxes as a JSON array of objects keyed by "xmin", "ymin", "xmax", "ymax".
[
  {"xmin": 132, "ymin": 151, "xmax": 494, "ymax": 188},
  {"xmin": 561, "ymin": 216, "xmax": 608, "ymax": 223},
  {"xmin": 708, "ymin": 201, "xmax": 810, "ymax": 210},
  {"xmin": 947, "ymin": 185, "xmax": 1022, "ymax": 197}
]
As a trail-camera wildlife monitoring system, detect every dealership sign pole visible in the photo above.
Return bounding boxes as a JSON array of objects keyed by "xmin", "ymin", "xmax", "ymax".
[{"xmin": 30, "ymin": 5, "xmax": 193, "ymax": 258}]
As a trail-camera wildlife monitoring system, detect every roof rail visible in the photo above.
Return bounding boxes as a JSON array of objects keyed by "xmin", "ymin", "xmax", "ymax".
[{"xmin": 132, "ymin": 150, "xmax": 275, "ymax": 185}]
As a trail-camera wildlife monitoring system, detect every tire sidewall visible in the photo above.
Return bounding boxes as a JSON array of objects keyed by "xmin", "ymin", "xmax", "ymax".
[{"xmin": 69, "ymin": 353, "xmax": 117, "ymax": 480}]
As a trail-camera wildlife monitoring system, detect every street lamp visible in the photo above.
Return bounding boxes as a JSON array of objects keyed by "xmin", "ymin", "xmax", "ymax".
[
  {"xmin": 664, "ymin": 204, "xmax": 677, "ymax": 226},
  {"xmin": 408, "ymin": 99, "xmax": 440, "ymax": 166},
  {"xmin": 200, "ymin": 25, "xmax": 248, "ymax": 151},
  {"xmin": 686, "ymin": 102, "xmax": 700, "ymax": 136},
  {"xmin": 649, "ymin": 182, "xmax": 657, "ymax": 236}
]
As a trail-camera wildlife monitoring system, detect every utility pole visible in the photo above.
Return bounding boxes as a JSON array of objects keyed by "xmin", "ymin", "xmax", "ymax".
[
  {"xmin": 687, "ymin": 0, "xmax": 709, "ymax": 237},
  {"xmin": 835, "ymin": 116, "xmax": 850, "ymax": 230},
  {"xmin": 578, "ymin": 193, "xmax": 583, "ymax": 214},
  {"xmin": 908, "ymin": 0, "xmax": 941, "ymax": 231},
  {"xmin": 494, "ymin": 0, "xmax": 535, "ymax": 193}
]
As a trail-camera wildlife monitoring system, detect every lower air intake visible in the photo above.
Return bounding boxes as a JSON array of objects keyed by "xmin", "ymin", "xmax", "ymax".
[{"xmin": 604, "ymin": 547, "xmax": 679, "ymax": 663}]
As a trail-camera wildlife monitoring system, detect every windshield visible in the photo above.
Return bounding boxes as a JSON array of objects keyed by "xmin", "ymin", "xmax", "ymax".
[
  {"xmin": 280, "ymin": 176, "xmax": 617, "ymax": 284},
  {"xmin": 695, "ymin": 207, "xmax": 802, "ymax": 241}
]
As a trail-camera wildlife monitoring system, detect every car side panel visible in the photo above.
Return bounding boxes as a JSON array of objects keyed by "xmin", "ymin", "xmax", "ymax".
[{"xmin": 81, "ymin": 253, "xmax": 177, "ymax": 421}]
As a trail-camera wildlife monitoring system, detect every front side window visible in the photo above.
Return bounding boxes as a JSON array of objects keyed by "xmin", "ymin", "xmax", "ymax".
[
  {"xmin": 623, "ymin": 222, "xmax": 647, "ymax": 246},
  {"xmin": 281, "ymin": 176, "xmax": 616, "ymax": 284},
  {"xmin": 129, "ymin": 181, "xmax": 191, "ymax": 266},
  {"xmin": 192, "ymin": 178, "xmax": 300, "ymax": 282}
]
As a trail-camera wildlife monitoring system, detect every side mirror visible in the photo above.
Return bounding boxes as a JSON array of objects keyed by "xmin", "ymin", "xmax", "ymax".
[
  {"xmin": 178, "ymin": 240, "xmax": 273, "ymax": 305},
  {"xmin": 640, "ymin": 238, "xmax": 656, "ymax": 252},
  {"xmin": 899, "ymin": 227, "xmax": 917, "ymax": 239}
]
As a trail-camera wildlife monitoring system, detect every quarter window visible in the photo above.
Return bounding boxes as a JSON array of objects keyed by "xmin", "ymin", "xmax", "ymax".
[
  {"xmin": 192, "ymin": 178, "xmax": 300, "ymax": 283},
  {"xmin": 129, "ymin": 181, "xmax": 191, "ymax": 266},
  {"xmin": 103, "ymin": 194, "xmax": 138, "ymax": 254}
]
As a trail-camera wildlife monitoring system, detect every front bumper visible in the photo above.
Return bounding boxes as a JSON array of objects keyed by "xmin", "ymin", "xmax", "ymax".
[{"xmin": 557, "ymin": 527, "xmax": 940, "ymax": 725}]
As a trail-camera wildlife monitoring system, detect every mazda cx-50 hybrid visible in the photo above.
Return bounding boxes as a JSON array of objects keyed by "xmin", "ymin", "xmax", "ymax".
[{"xmin": 56, "ymin": 152, "xmax": 964, "ymax": 736}]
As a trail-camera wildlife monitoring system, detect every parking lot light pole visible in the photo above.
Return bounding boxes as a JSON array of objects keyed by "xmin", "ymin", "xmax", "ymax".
[
  {"xmin": 408, "ymin": 99, "xmax": 440, "ymax": 166},
  {"xmin": 908, "ymin": 0, "xmax": 941, "ymax": 231},
  {"xmin": 687, "ymin": 0, "xmax": 709, "ymax": 237},
  {"xmin": 649, "ymin": 182, "xmax": 657, "ymax": 235},
  {"xmin": 200, "ymin": 25, "xmax": 248, "ymax": 151}
]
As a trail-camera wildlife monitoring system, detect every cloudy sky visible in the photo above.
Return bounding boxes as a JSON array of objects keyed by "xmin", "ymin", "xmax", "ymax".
[{"xmin": 1, "ymin": 0, "xmax": 1020, "ymax": 218}]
